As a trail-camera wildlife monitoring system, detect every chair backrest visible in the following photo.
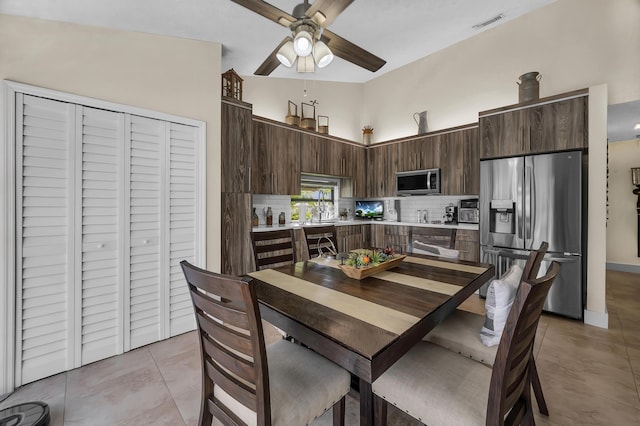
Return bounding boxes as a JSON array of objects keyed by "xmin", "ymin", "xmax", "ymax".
[
  {"xmin": 180, "ymin": 261, "xmax": 271, "ymax": 426},
  {"xmin": 486, "ymin": 260, "xmax": 560, "ymax": 426},
  {"xmin": 250, "ymin": 229, "xmax": 296, "ymax": 271},
  {"xmin": 303, "ymin": 225, "xmax": 338, "ymax": 258},
  {"xmin": 522, "ymin": 241, "xmax": 549, "ymax": 280}
]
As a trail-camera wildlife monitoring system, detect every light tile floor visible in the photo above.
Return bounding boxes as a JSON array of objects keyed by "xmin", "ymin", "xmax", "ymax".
[{"xmin": 2, "ymin": 270, "xmax": 640, "ymax": 425}]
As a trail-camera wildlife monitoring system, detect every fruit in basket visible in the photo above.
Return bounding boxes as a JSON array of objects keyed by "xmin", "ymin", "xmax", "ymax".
[{"xmin": 346, "ymin": 249, "xmax": 394, "ymax": 268}]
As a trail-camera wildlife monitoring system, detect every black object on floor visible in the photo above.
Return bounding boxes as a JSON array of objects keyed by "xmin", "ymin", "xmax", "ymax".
[{"xmin": 0, "ymin": 401, "xmax": 49, "ymax": 426}]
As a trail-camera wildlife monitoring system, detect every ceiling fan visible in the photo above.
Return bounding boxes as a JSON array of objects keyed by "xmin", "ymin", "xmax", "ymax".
[{"xmin": 230, "ymin": 0, "xmax": 386, "ymax": 75}]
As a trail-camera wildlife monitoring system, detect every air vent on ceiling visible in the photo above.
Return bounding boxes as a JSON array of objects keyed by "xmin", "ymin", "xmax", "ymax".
[{"xmin": 472, "ymin": 14, "xmax": 505, "ymax": 30}]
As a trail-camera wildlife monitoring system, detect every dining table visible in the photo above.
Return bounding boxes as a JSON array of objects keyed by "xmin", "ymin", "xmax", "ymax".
[{"xmin": 248, "ymin": 252, "xmax": 495, "ymax": 426}]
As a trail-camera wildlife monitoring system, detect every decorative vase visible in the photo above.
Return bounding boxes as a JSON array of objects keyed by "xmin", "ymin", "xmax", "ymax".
[{"xmin": 362, "ymin": 126, "xmax": 374, "ymax": 146}]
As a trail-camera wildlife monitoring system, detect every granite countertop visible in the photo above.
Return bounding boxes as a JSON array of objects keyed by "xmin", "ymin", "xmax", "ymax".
[{"xmin": 251, "ymin": 220, "xmax": 478, "ymax": 232}]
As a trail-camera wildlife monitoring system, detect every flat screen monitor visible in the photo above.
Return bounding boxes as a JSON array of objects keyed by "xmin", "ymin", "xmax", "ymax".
[{"xmin": 355, "ymin": 200, "xmax": 384, "ymax": 220}]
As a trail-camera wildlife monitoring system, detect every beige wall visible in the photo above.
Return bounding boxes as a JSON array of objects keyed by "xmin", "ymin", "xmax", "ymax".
[
  {"xmin": 607, "ymin": 139, "xmax": 640, "ymax": 267},
  {"xmin": 242, "ymin": 76, "xmax": 365, "ymax": 142},
  {"xmin": 0, "ymin": 14, "xmax": 223, "ymax": 273}
]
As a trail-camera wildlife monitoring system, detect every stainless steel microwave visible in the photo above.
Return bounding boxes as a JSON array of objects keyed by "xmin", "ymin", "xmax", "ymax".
[{"xmin": 396, "ymin": 169, "xmax": 441, "ymax": 195}]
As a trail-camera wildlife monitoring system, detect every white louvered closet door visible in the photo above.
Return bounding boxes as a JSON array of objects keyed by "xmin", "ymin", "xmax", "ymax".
[
  {"xmin": 78, "ymin": 106, "xmax": 124, "ymax": 364},
  {"xmin": 167, "ymin": 123, "xmax": 197, "ymax": 336},
  {"xmin": 16, "ymin": 94, "xmax": 76, "ymax": 384},
  {"xmin": 11, "ymin": 85, "xmax": 202, "ymax": 387},
  {"xmin": 127, "ymin": 115, "xmax": 165, "ymax": 349}
]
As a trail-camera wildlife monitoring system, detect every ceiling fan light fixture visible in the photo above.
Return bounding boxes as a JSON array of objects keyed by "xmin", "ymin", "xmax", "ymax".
[
  {"xmin": 313, "ymin": 40, "xmax": 333, "ymax": 68},
  {"xmin": 276, "ymin": 39, "xmax": 296, "ymax": 67},
  {"xmin": 297, "ymin": 54, "xmax": 315, "ymax": 73},
  {"xmin": 293, "ymin": 26, "xmax": 314, "ymax": 57}
]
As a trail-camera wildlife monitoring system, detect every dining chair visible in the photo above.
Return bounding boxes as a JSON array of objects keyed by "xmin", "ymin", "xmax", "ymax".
[
  {"xmin": 180, "ymin": 261, "xmax": 351, "ymax": 426},
  {"xmin": 423, "ymin": 242, "xmax": 550, "ymax": 415},
  {"xmin": 250, "ymin": 229, "xmax": 297, "ymax": 271},
  {"xmin": 372, "ymin": 260, "xmax": 560, "ymax": 426},
  {"xmin": 410, "ymin": 227, "xmax": 459, "ymax": 259},
  {"xmin": 303, "ymin": 225, "xmax": 339, "ymax": 258}
]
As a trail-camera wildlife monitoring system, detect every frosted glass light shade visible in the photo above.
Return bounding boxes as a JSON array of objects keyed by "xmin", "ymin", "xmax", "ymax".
[
  {"xmin": 276, "ymin": 39, "xmax": 296, "ymax": 67},
  {"xmin": 293, "ymin": 30, "xmax": 313, "ymax": 57},
  {"xmin": 313, "ymin": 40, "xmax": 333, "ymax": 68}
]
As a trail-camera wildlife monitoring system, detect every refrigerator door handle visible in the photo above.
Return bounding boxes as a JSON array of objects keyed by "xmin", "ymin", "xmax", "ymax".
[{"xmin": 545, "ymin": 256, "xmax": 580, "ymax": 263}]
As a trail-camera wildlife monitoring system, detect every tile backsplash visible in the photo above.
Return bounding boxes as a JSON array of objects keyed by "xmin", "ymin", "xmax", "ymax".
[
  {"xmin": 252, "ymin": 194, "xmax": 292, "ymax": 226},
  {"xmin": 252, "ymin": 194, "xmax": 478, "ymax": 225}
]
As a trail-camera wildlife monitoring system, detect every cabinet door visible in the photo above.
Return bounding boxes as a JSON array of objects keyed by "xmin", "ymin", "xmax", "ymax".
[
  {"xmin": 462, "ymin": 128, "xmax": 480, "ymax": 195},
  {"xmin": 270, "ymin": 125, "xmax": 301, "ymax": 195},
  {"xmin": 455, "ymin": 229, "xmax": 479, "ymax": 262},
  {"xmin": 351, "ymin": 145, "xmax": 367, "ymax": 197},
  {"xmin": 221, "ymin": 101, "xmax": 252, "ymax": 193},
  {"xmin": 479, "ymin": 110, "xmax": 525, "ymax": 159},
  {"xmin": 384, "ymin": 225, "xmax": 410, "ymax": 253},
  {"xmin": 222, "ymin": 193, "xmax": 253, "ymax": 274},
  {"xmin": 440, "ymin": 132, "xmax": 464, "ymax": 195},
  {"xmin": 300, "ymin": 133, "xmax": 326, "ymax": 174},
  {"xmin": 528, "ymin": 97, "xmax": 588, "ymax": 153},
  {"xmin": 367, "ymin": 146, "xmax": 385, "ymax": 197},
  {"xmin": 252, "ymin": 121, "xmax": 301, "ymax": 195}
]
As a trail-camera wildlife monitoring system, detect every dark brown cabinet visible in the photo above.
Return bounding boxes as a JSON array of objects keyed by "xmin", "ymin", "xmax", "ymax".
[
  {"xmin": 454, "ymin": 229, "xmax": 480, "ymax": 262},
  {"xmin": 336, "ymin": 224, "xmax": 371, "ymax": 252},
  {"xmin": 300, "ymin": 134, "xmax": 366, "ymax": 198},
  {"xmin": 251, "ymin": 119, "xmax": 301, "ymax": 195},
  {"xmin": 480, "ymin": 91, "xmax": 588, "ymax": 159},
  {"xmin": 462, "ymin": 127, "xmax": 480, "ymax": 195},
  {"xmin": 367, "ymin": 144, "xmax": 400, "ymax": 198},
  {"xmin": 397, "ymin": 136, "xmax": 440, "ymax": 172},
  {"xmin": 221, "ymin": 99, "xmax": 252, "ymax": 193},
  {"xmin": 221, "ymin": 98, "xmax": 254, "ymax": 275}
]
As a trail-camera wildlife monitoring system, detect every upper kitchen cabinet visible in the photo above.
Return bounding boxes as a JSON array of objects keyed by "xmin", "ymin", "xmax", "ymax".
[
  {"xmin": 480, "ymin": 89, "xmax": 588, "ymax": 159},
  {"xmin": 439, "ymin": 131, "xmax": 464, "ymax": 195},
  {"xmin": 300, "ymin": 133, "xmax": 328, "ymax": 175},
  {"xmin": 367, "ymin": 143, "xmax": 399, "ymax": 197},
  {"xmin": 221, "ymin": 98, "xmax": 252, "ymax": 193},
  {"xmin": 462, "ymin": 126, "xmax": 480, "ymax": 195},
  {"xmin": 251, "ymin": 118, "xmax": 301, "ymax": 195},
  {"xmin": 397, "ymin": 135, "xmax": 440, "ymax": 172}
]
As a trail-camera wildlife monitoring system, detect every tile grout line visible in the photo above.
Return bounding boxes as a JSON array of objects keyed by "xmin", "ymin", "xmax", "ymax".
[{"xmin": 148, "ymin": 346, "xmax": 188, "ymax": 426}]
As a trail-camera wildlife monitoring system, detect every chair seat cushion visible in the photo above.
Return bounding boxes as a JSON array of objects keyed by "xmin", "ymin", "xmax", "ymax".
[
  {"xmin": 215, "ymin": 339, "xmax": 351, "ymax": 426},
  {"xmin": 424, "ymin": 309, "xmax": 497, "ymax": 366},
  {"xmin": 373, "ymin": 342, "xmax": 492, "ymax": 426}
]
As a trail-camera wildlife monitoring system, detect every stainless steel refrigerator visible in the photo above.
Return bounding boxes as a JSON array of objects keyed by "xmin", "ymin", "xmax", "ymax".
[{"xmin": 480, "ymin": 151, "xmax": 585, "ymax": 319}]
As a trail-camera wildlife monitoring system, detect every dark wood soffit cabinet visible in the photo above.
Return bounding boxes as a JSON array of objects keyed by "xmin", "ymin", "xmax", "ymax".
[{"xmin": 478, "ymin": 88, "xmax": 588, "ymax": 117}]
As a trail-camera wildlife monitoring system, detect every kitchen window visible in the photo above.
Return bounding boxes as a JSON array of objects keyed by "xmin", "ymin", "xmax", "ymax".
[{"xmin": 291, "ymin": 175, "xmax": 339, "ymax": 222}]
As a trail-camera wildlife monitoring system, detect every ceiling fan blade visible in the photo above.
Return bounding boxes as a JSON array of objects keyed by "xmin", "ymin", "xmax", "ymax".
[
  {"xmin": 321, "ymin": 29, "xmax": 386, "ymax": 72},
  {"xmin": 230, "ymin": 0, "xmax": 296, "ymax": 27},
  {"xmin": 305, "ymin": 0, "xmax": 354, "ymax": 27},
  {"xmin": 254, "ymin": 37, "xmax": 290, "ymax": 76}
]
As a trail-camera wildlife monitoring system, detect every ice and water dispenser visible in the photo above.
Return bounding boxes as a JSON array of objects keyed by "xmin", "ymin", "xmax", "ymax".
[{"xmin": 489, "ymin": 200, "xmax": 515, "ymax": 235}]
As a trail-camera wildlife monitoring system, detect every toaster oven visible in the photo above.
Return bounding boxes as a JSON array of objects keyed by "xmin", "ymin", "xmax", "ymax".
[{"xmin": 458, "ymin": 198, "xmax": 479, "ymax": 224}]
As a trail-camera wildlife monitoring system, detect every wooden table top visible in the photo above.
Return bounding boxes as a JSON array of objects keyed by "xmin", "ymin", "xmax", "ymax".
[{"xmin": 249, "ymin": 254, "xmax": 495, "ymax": 383}]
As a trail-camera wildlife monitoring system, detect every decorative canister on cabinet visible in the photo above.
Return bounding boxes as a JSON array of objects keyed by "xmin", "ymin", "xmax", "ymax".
[
  {"xmin": 301, "ymin": 102, "xmax": 316, "ymax": 130},
  {"xmin": 285, "ymin": 100, "xmax": 300, "ymax": 126},
  {"xmin": 518, "ymin": 72, "xmax": 542, "ymax": 102},
  {"xmin": 317, "ymin": 115, "xmax": 329, "ymax": 134},
  {"xmin": 362, "ymin": 126, "xmax": 374, "ymax": 145}
]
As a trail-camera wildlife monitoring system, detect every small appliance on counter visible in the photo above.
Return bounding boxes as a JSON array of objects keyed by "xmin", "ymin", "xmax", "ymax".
[
  {"xmin": 383, "ymin": 200, "xmax": 401, "ymax": 222},
  {"xmin": 458, "ymin": 198, "xmax": 479, "ymax": 224},
  {"xmin": 444, "ymin": 203, "xmax": 458, "ymax": 224}
]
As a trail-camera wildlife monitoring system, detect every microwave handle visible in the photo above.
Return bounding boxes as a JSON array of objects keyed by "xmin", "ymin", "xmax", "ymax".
[{"xmin": 426, "ymin": 171, "xmax": 431, "ymax": 190}]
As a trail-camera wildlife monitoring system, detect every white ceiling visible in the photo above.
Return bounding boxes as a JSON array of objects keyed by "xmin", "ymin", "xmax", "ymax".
[{"xmin": 0, "ymin": 0, "xmax": 557, "ymax": 83}]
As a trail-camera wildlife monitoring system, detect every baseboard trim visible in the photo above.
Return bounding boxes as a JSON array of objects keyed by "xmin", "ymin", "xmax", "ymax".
[
  {"xmin": 606, "ymin": 262, "xmax": 640, "ymax": 274},
  {"xmin": 584, "ymin": 308, "xmax": 609, "ymax": 329}
]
